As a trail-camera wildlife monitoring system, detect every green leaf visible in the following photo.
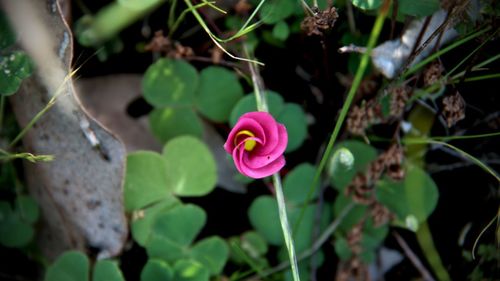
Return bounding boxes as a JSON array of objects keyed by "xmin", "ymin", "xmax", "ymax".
[
  {"xmin": 0, "ymin": 216, "xmax": 34, "ymax": 248},
  {"xmin": 131, "ymin": 197, "xmax": 181, "ymax": 246},
  {"xmin": 330, "ymin": 140, "xmax": 378, "ymax": 191},
  {"xmin": 140, "ymin": 259, "xmax": 173, "ymax": 281},
  {"xmin": 149, "ymin": 107, "xmax": 203, "ymax": 143},
  {"xmin": 162, "ymin": 136, "xmax": 217, "ymax": 197},
  {"xmin": 142, "ymin": 58, "xmax": 199, "ymax": 107},
  {"xmin": 398, "ymin": 0, "xmax": 440, "ymax": 17},
  {"xmin": 376, "ymin": 165, "xmax": 439, "ymax": 226},
  {"xmin": 124, "ymin": 151, "xmax": 170, "ymax": 212},
  {"xmin": 146, "ymin": 204, "xmax": 206, "ymax": 261},
  {"xmin": 0, "ymin": 12, "xmax": 15, "ymax": 49},
  {"xmin": 93, "ymin": 260, "xmax": 125, "ymax": 281},
  {"xmin": 351, "ymin": 0, "xmax": 382, "ymax": 10},
  {"xmin": 241, "ymin": 231, "xmax": 268, "ymax": 257},
  {"xmin": 16, "ymin": 195, "xmax": 39, "ymax": 224},
  {"xmin": 173, "ymin": 259, "xmax": 210, "ymax": 281},
  {"xmin": 195, "ymin": 66, "xmax": 244, "ymax": 122},
  {"xmin": 248, "ymin": 196, "xmax": 282, "ymax": 245},
  {"xmin": 229, "ymin": 91, "xmax": 285, "ymax": 127},
  {"xmin": 259, "ymin": 0, "xmax": 295, "ymax": 24},
  {"xmin": 0, "ymin": 51, "xmax": 33, "ymax": 96},
  {"xmin": 334, "ymin": 237, "xmax": 352, "ymax": 261},
  {"xmin": 249, "ymin": 195, "xmax": 329, "ymax": 252},
  {"xmin": 283, "ymin": 163, "xmax": 318, "ymax": 206},
  {"xmin": 190, "ymin": 236, "xmax": 229, "ymax": 275},
  {"xmin": 44, "ymin": 251, "xmax": 89, "ymax": 281},
  {"xmin": 332, "ymin": 194, "xmax": 368, "ymax": 233},
  {"xmin": 272, "ymin": 21, "xmax": 290, "ymax": 41},
  {"xmin": 0, "ymin": 201, "xmax": 34, "ymax": 248},
  {"xmin": 277, "ymin": 103, "xmax": 308, "ymax": 152}
]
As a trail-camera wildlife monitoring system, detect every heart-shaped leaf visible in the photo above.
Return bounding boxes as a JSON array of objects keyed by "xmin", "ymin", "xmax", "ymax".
[
  {"xmin": 283, "ymin": 163, "xmax": 318, "ymax": 206},
  {"xmin": 131, "ymin": 197, "xmax": 181, "ymax": 246},
  {"xmin": 277, "ymin": 103, "xmax": 307, "ymax": 152},
  {"xmin": 376, "ymin": 165, "xmax": 439, "ymax": 227},
  {"xmin": 146, "ymin": 204, "xmax": 206, "ymax": 262},
  {"xmin": 195, "ymin": 66, "xmax": 244, "ymax": 123},
  {"xmin": 190, "ymin": 236, "xmax": 229, "ymax": 275},
  {"xmin": 173, "ymin": 259, "xmax": 210, "ymax": 281},
  {"xmin": 44, "ymin": 251, "xmax": 89, "ymax": 281},
  {"xmin": 142, "ymin": 58, "xmax": 198, "ymax": 107},
  {"xmin": 149, "ymin": 107, "xmax": 203, "ymax": 143},
  {"xmin": 140, "ymin": 259, "xmax": 173, "ymax": 281},
  {"xmin": 124, "ymin": 151, "xmax": 170, "ymax": 212},
  {"xmin": 229, "ymin": 91, "xmax": 284, "ymax": 127},
  {"xmin": 162, "ymin": 136, "xmax": 217, "ymax": 197},
  {"xmin": 93, "ymin": 260, "xmax": 125, "ymax": 281}
]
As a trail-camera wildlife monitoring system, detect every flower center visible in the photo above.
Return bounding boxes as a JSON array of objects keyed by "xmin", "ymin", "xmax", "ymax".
[{"xmin": 235, "ymin": 130, "xmax": 257, "ymax": 151}]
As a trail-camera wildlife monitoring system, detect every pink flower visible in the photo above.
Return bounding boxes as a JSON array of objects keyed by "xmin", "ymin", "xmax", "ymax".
[{"xmin": 224, "ymin": 112, "xmax": 288, "ymax": 179}]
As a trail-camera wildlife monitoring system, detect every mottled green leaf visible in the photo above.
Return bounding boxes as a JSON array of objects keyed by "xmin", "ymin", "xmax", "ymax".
[
  {"xmin": 162, "ymin": 136, "xmax": 217, "ymax": 197},
  {"xmin": 351, "ymin": 0, "xmax": 382, "ymax": 10},
  {"xmin": 149, "ymin": 107, "xmax": 203, "ymax": 143},
  {"xmin": 142, "ymin": 58, "xmax": 198, "ymax": 107},
  {"xmin": 140, "ymin": 259, "xmax": 173, "ymax": 281},
  {"xmin": 190, "ymin": 236, "xmax": 229, "ymax": 275},
  {"xmin": 173, "ymin": 259, "xmax": 209, "ymax": 281},
  {"xmin": 195, "ymin": 66, "xmax": 244, "ymax": 122},
  {"xmin": 0, "ymin": 51, "xmax": 33, "ymax": 96}
]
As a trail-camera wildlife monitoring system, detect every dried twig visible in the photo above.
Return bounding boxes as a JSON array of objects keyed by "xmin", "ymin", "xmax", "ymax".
[{"xmin": 393, "ymin": 232, "xmax": 436, "ymax": 281}]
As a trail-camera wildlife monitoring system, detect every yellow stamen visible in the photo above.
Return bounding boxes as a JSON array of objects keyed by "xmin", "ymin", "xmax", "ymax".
[{"xmin": 235, "ymin": 130, "xmax": 257, "ymax": 151}]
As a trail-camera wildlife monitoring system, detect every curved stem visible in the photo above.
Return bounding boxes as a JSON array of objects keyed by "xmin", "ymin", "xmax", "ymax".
[{"xmin": 294, "ymin": 0, "xmax": 391, "ymax": 234}]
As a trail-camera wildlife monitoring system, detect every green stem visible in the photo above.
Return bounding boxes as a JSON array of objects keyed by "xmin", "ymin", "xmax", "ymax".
[
  {"xmin": 403, "ymin": 27, "xmax": 490, "ymax": 78},
  {"xmin": 294, "ymin": 0, "xmax": 391, "ymax": 234},
  {"xmin": 76, "ymin": 0, "xmax": 166, "ymax": 47},
  {"xmin": 416, "ymin": 222, "xmax": 451, "ymax": 281},
  {"xmin": 169, "ymin": 1, "xmax": 218, "ymax": 38},
  {"xmin": 273, "ymin": 174, "xmax": 301, "ymax": 281},
  {"xmin": 404, "ymin": 138, "xmax": 500, "ymax": 182},
  {"xmin": 246, "ymin": 47, "xmax": 299, "ymax": 281}
]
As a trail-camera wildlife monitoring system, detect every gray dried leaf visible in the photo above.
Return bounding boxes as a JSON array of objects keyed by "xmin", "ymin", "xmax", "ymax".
[{"xmin": 371, "ymin": 10, "xmax": 458, "ymax": 79}]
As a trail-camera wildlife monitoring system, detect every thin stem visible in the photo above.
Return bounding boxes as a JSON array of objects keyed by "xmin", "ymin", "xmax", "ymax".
[
  {"xmin": 273, "ymin": 174, "xmax": 300, "ymax": 281},
  {"xmin": 245, "ymin": 47, "xmax": 298, "ymax": 281},
  {"xmin": 294, "ymin": 0, "xmax": 391, "ymax": 234},
  {"xmin": 394, "ymin": 232, "xmax": 436, "ymax": 281},
  {"xmin": 169, "ymin": 1, "xmax": 217, "ymax": 38},
  {"xmin": 403, "ymin": 27, "xmax": 490, "ymax": 78},
  {"xmin": 243, "ymin": 202, "xmax": 354, "ymax": 280},
  {"xmin": 404, "ymin": 138, "xmax": 500, "ymax": 182}
]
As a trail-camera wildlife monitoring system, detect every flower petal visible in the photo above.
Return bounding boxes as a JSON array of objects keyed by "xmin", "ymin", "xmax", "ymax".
[
  {"xmin": 224, "ymin": 117, "xmax": 265, "ymax": 153},
  {"xmin": 241, "ymin": 112, "xmax": 279, "ymax": 156},
  {"xmin": 242, "ymin": 124, "xmax": 288, "ymax": 169}
]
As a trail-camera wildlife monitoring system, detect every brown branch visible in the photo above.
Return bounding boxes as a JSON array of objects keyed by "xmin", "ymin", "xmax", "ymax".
[{"xmin": 393, "ymin": 232, "xmax": 436, "ymax": 281}]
